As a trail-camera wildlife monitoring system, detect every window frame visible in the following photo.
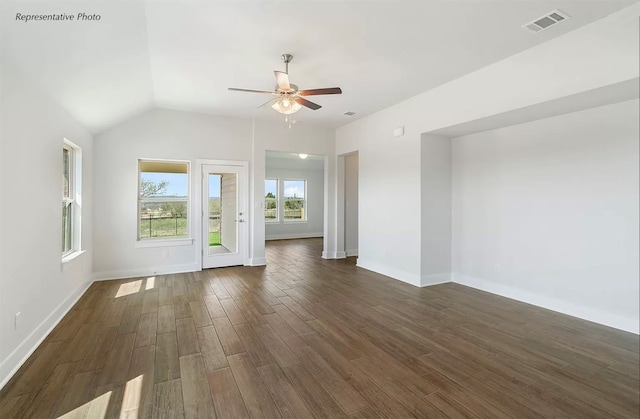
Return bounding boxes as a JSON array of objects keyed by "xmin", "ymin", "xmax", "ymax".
[
  {"xmin": 137, "ymin": 159, "xmax": 192, "ymax": 244},
  {"xmin": 62, "ymin": 139, "xmax": 83, "ymax": 262},
  {"xmin": 264, "ymin": 178, "xmax": 279, "ymax": 223},
  {"xmin": 282, "ymin": 179, "xmax": 307, "ymax": 223}
]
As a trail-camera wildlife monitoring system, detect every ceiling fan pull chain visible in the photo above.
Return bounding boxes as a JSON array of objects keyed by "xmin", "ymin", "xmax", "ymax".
[{"xmin": 283, "ymin": 113, "xmax": 292, "ymax": 129}]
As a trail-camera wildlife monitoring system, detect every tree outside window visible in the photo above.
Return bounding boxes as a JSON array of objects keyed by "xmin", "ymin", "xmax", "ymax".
[
  {"xmin": 138, "ymin": 160, "xmax": 189, "ymax": 239},
  {"xmin": 265, "ymin": 179, "xmax": 278, "ymax": 221},
  {"xmin": 283, "ymin": 180, "xmax": 306, "ymax": 221}
]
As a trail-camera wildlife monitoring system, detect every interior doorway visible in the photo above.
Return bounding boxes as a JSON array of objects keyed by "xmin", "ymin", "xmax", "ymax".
[
  {"xmin": 344, "ymin": 152, "xmax": 359, "ymax": 257},
  {"xmin": 264, "ymin": 150, "xmax": 326, "ymax": 248}
]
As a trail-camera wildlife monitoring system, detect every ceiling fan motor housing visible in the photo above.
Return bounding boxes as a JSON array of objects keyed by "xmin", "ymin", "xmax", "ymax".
[{"xmin": 278, "ymin": 84, "xmax": 298, "ymax": 93}]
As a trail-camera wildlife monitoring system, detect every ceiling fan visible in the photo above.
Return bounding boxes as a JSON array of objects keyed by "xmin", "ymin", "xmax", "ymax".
[{"xmin": 228, "ymin": 53, "xmax": 342, "ymax": 116}]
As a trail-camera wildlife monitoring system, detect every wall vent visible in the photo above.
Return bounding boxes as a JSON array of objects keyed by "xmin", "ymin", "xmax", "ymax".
[{"xmin": 522, "ymin": 9, "xmax": 570, "ymax": 33}]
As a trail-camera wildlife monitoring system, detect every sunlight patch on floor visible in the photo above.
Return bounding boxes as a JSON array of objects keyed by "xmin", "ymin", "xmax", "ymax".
[
  {"xmin": 115, "ymin": 280, "xmax": 142, "ymax": 298},
  {"xmin": 57, "ymin": 390, "xmax": 111, "ymax": 419},
  {"xmin": 120, "ymin": 375, "xmax": 144, "ymax": 418}
]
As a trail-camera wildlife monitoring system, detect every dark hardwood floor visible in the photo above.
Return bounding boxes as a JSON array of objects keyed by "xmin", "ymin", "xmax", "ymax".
[{"xmin": 1, "ymin": 238, "xmax": 638, "ymax": 418}]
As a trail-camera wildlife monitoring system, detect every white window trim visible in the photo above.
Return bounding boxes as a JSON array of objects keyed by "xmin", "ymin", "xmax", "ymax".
[
  {"xmin": 134, "ymin": 238, "xmax": 194, "ymax": 248},
  {"xmin": 138, "ymin": 158, "xmax": 192, "ymax": 243},
  {"xmin": 62, "ymin": 139, "xmax": 83, "ymax": 261},
  {"xmin": 282, "ymin": 178, "xmax": 308, "ymax": 223},
  {"xmin": 265, "ymin": 178, "xmax": 279, "ymax": 223}
]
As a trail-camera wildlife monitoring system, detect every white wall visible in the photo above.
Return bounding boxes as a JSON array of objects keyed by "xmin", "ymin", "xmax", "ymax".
[
  {"xmin": 93, "ymin": 110, "xmax": 337, "ymax": 277},
  {"xmin": 421, "ymin": 134, "xmax": 452, "ymax": 286},
  {"xmin": 338, "ymin": 125, "xmax": 423, "ymax": 284},
  {"xmin": 452, "ymin": 100, "xmax": 639, "ymax": 333},
  {"xmin": 344, "ymin": 153, "xmax": 358, "ymax": 256},
  {"xmin": 265, "ymin": 157, "xmax": 324, "ymax": 240},
  {"xmin": 336, "ymin": 5, "xmax": 638, "ymax": 287},
  {"xmin": 92, "ymin": 109, "xmax": 253, "ymax": 279},
  {"xmin": 0, "ymin": 63, "xmax": 94, "ymax": 387}
]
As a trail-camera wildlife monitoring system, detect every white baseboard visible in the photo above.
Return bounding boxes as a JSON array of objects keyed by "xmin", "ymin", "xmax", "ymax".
[
  {"xmin": 421, "ymin": 272, "xmax": 452, "ymax": 287},
  {"xmin": 0, "ymin": 280, "xmax": 93, "ymax": 390},
  {"xmin": 345, "ymin": 249, "xmax": 358, "ymax": 257},
  {"xmin": 453, "ymin": 273, "xmax": 639, "ymax": 335},
  {"xmin": 356, "ymin": 259, "xmax": 452, "ymax": 288},
  {"xmin": 322, "ymin": 251, "xmax": 346, "ymax": 259},
  {"xmin": 92, "ymin": 263, "xmax": 200, "ymax": 281},
  {"xmin": 246, "ymin": 258, "xmax": 267, "ymax": 266},
  {"xmin": 265, "ymin": 232, "xmax": 323, "ymax": 241},
  {"xmin": 356, "ymin": 258, "xmax": 422, "ymax": 287}
]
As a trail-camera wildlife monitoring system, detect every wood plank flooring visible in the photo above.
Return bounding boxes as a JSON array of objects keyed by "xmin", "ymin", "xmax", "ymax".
[{"xmin": 1, "ymin": 238, "xmax": 638, "ymax": 418}]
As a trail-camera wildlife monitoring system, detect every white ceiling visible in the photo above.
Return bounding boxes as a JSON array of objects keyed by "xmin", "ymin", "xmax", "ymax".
[{"xmin": 1, "ymin": 0, "xmax": 634, "ymax": 133}]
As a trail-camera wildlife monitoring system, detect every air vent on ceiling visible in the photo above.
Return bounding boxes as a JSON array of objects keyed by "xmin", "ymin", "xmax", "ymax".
[
  {"xmin": 522, "ymin": 9, "xmax": 570, "ymax": 33},
  {"xmin": 343, "ymin": 111, "xmax": 356, "ymax": 116}
]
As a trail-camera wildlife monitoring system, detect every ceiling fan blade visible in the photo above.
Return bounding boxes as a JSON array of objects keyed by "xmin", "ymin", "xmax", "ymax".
[
  {"xmin": 299, "ymin": 87, "xmax": 342, "ymax": 96},
  {"xmin": 274, "ymin": 71, "xmax": 291, "ymax": 91},
  {"xmin": 258, "ymin": 98, "xmax": 278, "ymax": 109},
  {"xmin": 294, "ymin": 97, "xmax": 322, "ymax": 110},
  {"xmin": 228, "ymin": 87, "xmax": 275, "ymax": 94}
]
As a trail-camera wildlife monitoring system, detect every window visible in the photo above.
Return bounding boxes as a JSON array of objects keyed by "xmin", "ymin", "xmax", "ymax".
[
  {"xmin": 62, "ymin": 139, "xmax": 82, "ymax": 258},
  {"xmin": 265, "ymin": 179, "xmax": 278, "ymax": 222},
  {"xmin": 138, "ymin": 160, "xmax": 189, "ymax": 240},
  {"xmin": 283, "ymin": 180, "xmax": 306, "ymax": 221}
]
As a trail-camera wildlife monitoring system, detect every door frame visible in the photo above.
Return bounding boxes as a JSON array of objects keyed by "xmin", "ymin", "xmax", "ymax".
[{"xmin": 195, "ymin": 159, "xmax": 250, "ymax": 269}]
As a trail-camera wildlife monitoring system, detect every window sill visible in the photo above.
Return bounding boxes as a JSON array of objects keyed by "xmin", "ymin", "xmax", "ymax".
[
  {"xmin": 135, "ymin": 238, "xmax": 194, "ymax": 248},
  {"xmin": 283, "ymin": 220, "xmax": 308, "ymax": 224},
  {"xmin": 61, "ymin": 250, "xmax": 86, "ymax": 271},
  {"xmin": 62, "ymin": 249, "xmax": 85, "ymax": 264}
]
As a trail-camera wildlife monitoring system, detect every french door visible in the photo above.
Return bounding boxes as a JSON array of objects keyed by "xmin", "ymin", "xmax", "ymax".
[{"xmin": 201, "ymin": 162, "xmax": 248, "ymax": 268}]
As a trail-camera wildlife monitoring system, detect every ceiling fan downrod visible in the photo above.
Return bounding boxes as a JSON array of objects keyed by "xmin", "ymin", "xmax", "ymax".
[{"xmin": 281, "ymin": 53, "xmax": 293, "ymax": 74}]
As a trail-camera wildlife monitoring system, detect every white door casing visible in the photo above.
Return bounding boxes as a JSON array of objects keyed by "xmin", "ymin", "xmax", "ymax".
[{"xmin": 201, "ymin": 161, "xmax": 248, "ymax": 269}]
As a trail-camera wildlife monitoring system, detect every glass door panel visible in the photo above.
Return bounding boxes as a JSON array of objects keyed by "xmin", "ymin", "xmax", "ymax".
[{"xmin": 202, "ymin": 164, "xmax": 246, "ymax": 268}]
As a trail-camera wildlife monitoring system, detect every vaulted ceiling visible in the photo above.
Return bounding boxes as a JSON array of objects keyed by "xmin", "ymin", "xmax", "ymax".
[{"xmin": 1, "ymin": 0, "xmax": 634, "ymax": 133}]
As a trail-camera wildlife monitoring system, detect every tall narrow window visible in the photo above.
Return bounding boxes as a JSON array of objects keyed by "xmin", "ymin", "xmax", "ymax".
[
  {"xmin": 283, "ymin": 180, "xmax": 306, "ymax": 221},
  {"xmin": 62, "ymin": 139, "xmax": 82, "ymax": 258},
  {"xmin": 265, "ymin": 179, "xmax": 278, "ymax": 222},
  {"xmin": 138, "ymin": 160, "xmax": 190, "ymax": 240},
  {"xmin": 62, "ymin": 145, "xmax": 73, "ymax": 254}
]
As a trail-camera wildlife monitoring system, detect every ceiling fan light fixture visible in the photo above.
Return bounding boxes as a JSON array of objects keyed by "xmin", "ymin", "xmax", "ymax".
[{"xmin": 271, "ymin": 96, "xmax": 302, "ymax": 114}]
